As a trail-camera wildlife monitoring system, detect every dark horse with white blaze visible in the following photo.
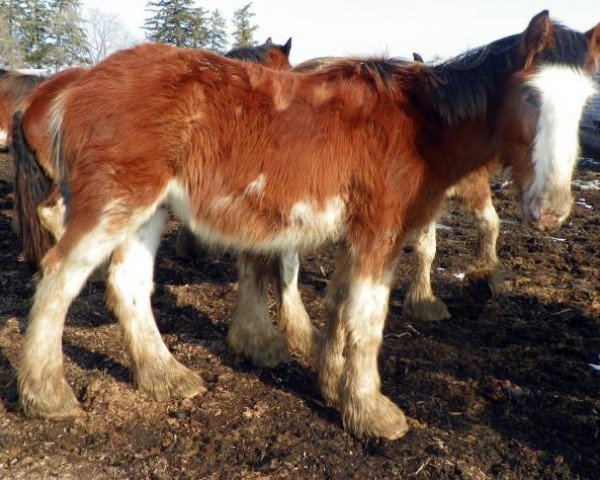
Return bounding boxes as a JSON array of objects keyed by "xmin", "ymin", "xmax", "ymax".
[{"xmin": 17, "ymin": 12, "xmax": 600, "ymax": 441}]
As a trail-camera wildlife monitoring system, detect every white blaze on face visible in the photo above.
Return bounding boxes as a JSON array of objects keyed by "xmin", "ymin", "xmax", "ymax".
[{"xmin": 526, "ymin": 65, "xmax": 597, "ymax": 223}]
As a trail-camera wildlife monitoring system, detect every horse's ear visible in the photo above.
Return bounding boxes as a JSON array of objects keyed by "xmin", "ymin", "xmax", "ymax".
[
  {"xmin": 265, "ymin": 37, "xmax": 273, "ymax": 46},
  {"xmin": 585, "ymin": 23, "xmax": 600, "ymax": 64},
  {"xmin": 412, "ymin": 52, "xmax": 424, "ymax": 63},
  {"xmin": 282, "ymin": 37, "xmax": 292, "ymax": 56},
  {"xmin": 522, "ymin": 10, "xmax": 552, "ymax": 62}
]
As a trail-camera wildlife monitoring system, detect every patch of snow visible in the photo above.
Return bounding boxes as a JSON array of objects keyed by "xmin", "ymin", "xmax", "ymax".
[
  {"xmin": 576, "ymin": 198, "xmax": 594, "ymax": 210},
  {"xmin": 436, "ymin": 223, "xmax": 453, "ymax": 231},
  {"xmin": 545, "ymin": 237, "xmax": 567, "ymax": 243},
  {"xmin": 572, "ymin": 179, "xmax": 600, "ymax": 191},
  {"xmin": 589, "ymin": 355, "xmax": 600, "ymax": 372}
]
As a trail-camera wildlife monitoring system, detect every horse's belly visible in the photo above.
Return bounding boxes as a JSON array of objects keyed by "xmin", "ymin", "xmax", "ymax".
[{"xmin": 167, "ymin": 180, "xmax": 346, "ymax": 253}]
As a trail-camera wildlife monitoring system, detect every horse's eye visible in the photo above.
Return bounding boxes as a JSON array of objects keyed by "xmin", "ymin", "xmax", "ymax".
[{"xmin": 525, "ymin": 91, "xmax": 540, "ymax": 108}]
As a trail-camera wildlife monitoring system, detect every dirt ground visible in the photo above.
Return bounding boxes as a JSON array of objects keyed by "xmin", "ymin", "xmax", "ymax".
[{"xmin": 0, "ymin": 150, "xmax": 599, "ymax": 480}]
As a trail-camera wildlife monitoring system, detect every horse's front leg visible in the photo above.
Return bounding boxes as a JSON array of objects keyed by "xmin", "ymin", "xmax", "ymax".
[
  {"xmin": 320, "ymin": 243, "xmax": 408, "ymax": 440},
  {"xmin": 456, "ymin": 179, "xmax": 502, "ymax": 296}
]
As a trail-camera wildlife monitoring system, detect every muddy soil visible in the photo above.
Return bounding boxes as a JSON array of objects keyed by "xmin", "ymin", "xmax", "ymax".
[{"xmin": 0, "ymin": 151, "xmax": 599, "ymax": 479}]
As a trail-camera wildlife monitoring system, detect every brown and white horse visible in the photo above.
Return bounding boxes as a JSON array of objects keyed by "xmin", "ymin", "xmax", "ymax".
[
  {"xmin": 0, "ymin": 70, "xmax": 44, "ymax": 150},
  {"xmin": 403, "ymin": 53, "xmax": 504, "ymax": 320},
  {"xmin": 17, "ymin": 13, "xmax": 600, "ymax": 442},
  {"xmin": 11, "ymin": 38, "xmax": 292, "ymax": 266}
]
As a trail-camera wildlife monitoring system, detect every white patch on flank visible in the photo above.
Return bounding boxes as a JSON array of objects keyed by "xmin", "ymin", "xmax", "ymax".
[
  {"xmin": 274, "ymin": 197, "xmax": 346, "ymax": 249},
  {"xmin": 0, "ymin": 129, "xmax": 7, "ymax": 148},
  {"xmin": 527, "ymin": 66, "xmax": 597, "ymax": 204},
  {"xmin": 244, "ymin": 174, "xmax": 266, "ymax": 196},
  {"xmin": 167, "ymin": 179, "xmax": 346, "ymax": 253}
]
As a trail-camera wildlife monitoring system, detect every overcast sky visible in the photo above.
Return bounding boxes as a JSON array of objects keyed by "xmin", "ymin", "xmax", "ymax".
[{"xmin": 82, "ymin": 0, "xmax": 600, "ymax": 63}]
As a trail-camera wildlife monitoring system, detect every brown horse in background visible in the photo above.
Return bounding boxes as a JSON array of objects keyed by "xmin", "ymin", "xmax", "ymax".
[
  {"xmin": 404, "ymin": 52, "xmax": 503, "ymax": 321},
  {"xmin": 17, "ymin": 13, "xmax": 600, "ymax": 442},
  {"xmin": 0, "ymin": 70, "xmax": 45, "ymax": 150},
  {"xmin": 11, "ymin": 38, "xmax": 292, "ymax": 266}
]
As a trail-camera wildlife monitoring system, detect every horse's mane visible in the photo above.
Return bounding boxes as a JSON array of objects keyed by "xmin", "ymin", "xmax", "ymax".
[
  {"xmin": 0, "ymin": 71, "xmax": 45, "ymax": 100},
  {"xmin": 225, "ymin": 45, "xmax": 270, "ymax": 64},
  {"xmin": 294, "ymin": 57, "xmax": 343, "ymax": 72},
  {"xmin": 541, "ymin": 22, "xmax": 590, "ymax": 66},
  {"xmin": 298, "ymin": 22, "xmax": 591, "ymax": 124}
]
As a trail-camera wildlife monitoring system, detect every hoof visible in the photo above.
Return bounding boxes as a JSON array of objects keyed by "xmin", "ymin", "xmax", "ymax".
[
  {"xmin": 341, "ymin": 392, "xmax": 409, "ymax": 440},
  {"xmin": 18, "ymin": 375, "xmax": 81, "ymax": 419},
  {"xmin": 135, "ymin": 359, "xmax": 206, "ymax": 401},
  {"xmin": 228, "ymin": 322, "xmax": 290, "ymax": 368},
  {"xmin": 404, "ymin": 294, "xmax": 451, "ymax": 321},
  {"xmin": 462, "ymin": 266, "xmax": 503, "ymax": 300},
  {"xmin": 287, "ymin": 325, "xmax": 322, "ymax": 358}
]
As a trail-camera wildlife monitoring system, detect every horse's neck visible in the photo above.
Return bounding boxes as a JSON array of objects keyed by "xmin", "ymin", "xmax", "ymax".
[{"xmin": 420, "ymin": 117, "xmax": 497, "ymax": 190}]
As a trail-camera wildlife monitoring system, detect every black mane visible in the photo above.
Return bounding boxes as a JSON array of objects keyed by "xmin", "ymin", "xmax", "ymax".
[
  {"xmin": 541, "ymin": 22, "xmax": 590, "ymax": 66},
  {"xmin": 226, "ymin": 39, "xmax": 291, "ymax": 65},
  {"xmin": 338, "ymin": 21, "xmax": 591, "ymax": 124},
  {"xmin": 425, "ymin": 33, "xmax": 523, "ymax": 123},
  {"xmin": 225, "ymin": 45, "xmax": 269, "ymax": 64}
]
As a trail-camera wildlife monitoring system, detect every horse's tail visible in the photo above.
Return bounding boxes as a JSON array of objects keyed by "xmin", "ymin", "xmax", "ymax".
[{"xmin": 11, "ymin": 110, "xmax": 54, "ymax": 265}]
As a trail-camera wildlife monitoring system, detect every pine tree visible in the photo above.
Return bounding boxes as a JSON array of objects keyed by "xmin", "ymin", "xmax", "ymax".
[
  {"xmin": 20, "ymin": 0, "xmax": 51, "ymax": 68},
  {"xmin": 188, "ymin": 6, "xmax": 208, "ymax": 48},
  {"xmin": 144, "ymin": 0, "xmax": 206, "ymax": 48},
  {"xmin": 0, "ymin": 0, "xmax": 25, "ymax": 39},
  {"xmin": 47, "ymin": 0, "xmax": 89, "ymax": 70},
  {"xmin": 206, "ymin": 9, "xmax": 227, "ymax": 53},
  {"xmin": 231, "ymin": 3, "xmax": 258, "ymax": 48},
  {"xmin": 0, "ymin": 1, "xmax": 26, "ymax": 67}
]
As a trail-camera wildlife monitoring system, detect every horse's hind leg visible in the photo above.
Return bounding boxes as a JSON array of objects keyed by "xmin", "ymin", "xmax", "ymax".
[
  {"xmin": 106, "ymin": 209, "xmax": 205, "ymax": 400},
  {"xmin": 18, "ymin": 214, "xmax": 123, "ymax": 418},
  {"xmin": 227, "ymin": 252, "xmax": 290, "ymax": 367},
  {"xmin": 403, "ymin": 222, "xmax": 451, "ymax": 321},
  {"xmin": 275, "ymin": 250, "xmax": 321, "ymax": 357}
]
